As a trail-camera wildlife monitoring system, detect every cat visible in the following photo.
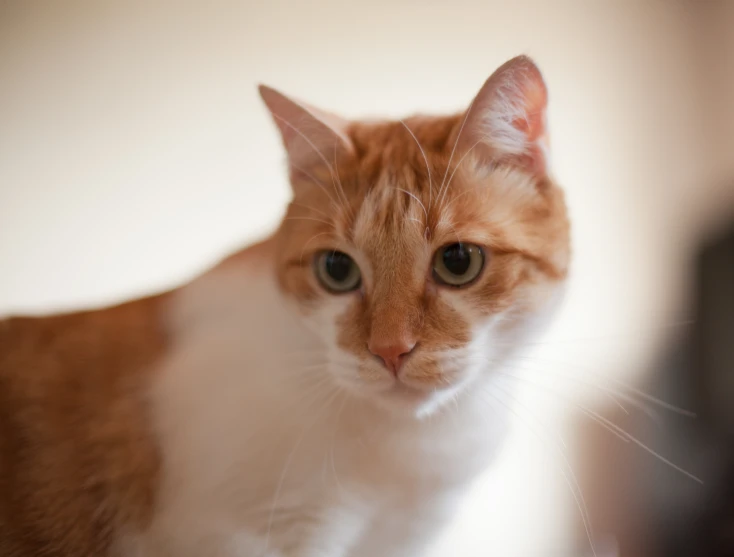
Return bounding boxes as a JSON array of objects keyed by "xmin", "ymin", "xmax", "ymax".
[{"xmin": 0, "ymin": 55, "xmax": 570, "ymax": 557}]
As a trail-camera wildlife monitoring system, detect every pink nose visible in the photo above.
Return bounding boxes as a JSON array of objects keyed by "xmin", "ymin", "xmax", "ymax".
[{"xmin": 368, "ymin": 340, "xmax": 417, "ymax": 376}]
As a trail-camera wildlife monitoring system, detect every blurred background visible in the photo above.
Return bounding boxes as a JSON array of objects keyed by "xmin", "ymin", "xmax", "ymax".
[{"xmin": 1, "ymin": 1, "xmax": 732, "ymax": 556}]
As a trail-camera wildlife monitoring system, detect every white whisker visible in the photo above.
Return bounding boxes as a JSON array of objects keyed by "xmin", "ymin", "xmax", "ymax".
[
  {"xmin": 332, "ymin": 139, "xmax": 352, "ymax": 217},
  {"xmin": 507, "ymin": 320, "xmax": 695, "ymax": 348},
  {"xmin": 513, "ymin": 355, "xmax": 696, "ymax": 417},
  {"xmin": 438, "ymin": 96, "xmax": 476, "ymax": 206},
  {"xmin": 440, "ymin": 138, "xmax": 485, "ymax": 207},
  {"xmin": 264, "ymin": 411, "xmax": 319, "ymax": 551},
  {"xmin": 300, "ymin": 232, "xmax": 332, "ymax": 264},
  {"xmin": 399, "ymin": 119, "xmax": 433, "ymax": 211},
  {"xmin": 393, "ymin": 187, "xmax": 428, "ymax": 223},
  {"xmin": 283, "ymin": 216, "xmax": 336, "ymax": 229},
  {"xmin": 482, "ymin": 383, "xmax": 599, "ymax": 557},
  {"xmin": 437, "ymin": 217, "xmax": 462, "ymax": 245},
  {"xmin": 330, "ymin": 392, "xmax": 349, "ymax": 495},
  {"xmin": 289, "ymin": 201, "xmax": 333, "ymax": 220},
  {"xmin": 499, "ymin": 359, "xmax": 634, "ymax": 417},
  {"xmin": 494, "ymin": 370, "xmax": 629, "ymax": 445},
  {"xmin": 441, "ymin": 182, "xmax": 489, "ymax": 214},
  {"xmin": 289, "ymin": 161, "xmax": 341, "ymax": 210},
  {"xmin": 493, "ymin": 366, "xmax": 702, "ymax": 484},
  {"xmin": 269, "ymin": 112, "xmax": 349, "ymax": 212}
]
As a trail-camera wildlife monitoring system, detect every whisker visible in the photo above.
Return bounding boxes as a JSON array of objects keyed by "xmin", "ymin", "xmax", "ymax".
[
  {"xmin": 504, "ymin": 320, "xmax": 695, "ymax": 348},
  {"xmin": 441, "ymin": 182, "xmax": 489, "ymax": 215},
  {"xmin": 616, "ymin": 428, "xmax": 703, "ymax": 483},
  {"xmin": 493, "ymin": 366, "xmax": 703, "ymax": 484},
  {"xmin": 513, "ymin": 355, "xmax": 696, "ymax": 417},
  {"xmin": 492, "ymin": 375, "xmax": 569, "ymax": 450},
  {"xmin": 606, "ymin": 393, "xmax": 630, "ymax": 416},
  {"xmin": 392, "ymin": 187, "xmax": 428, "ymax": 224},
  {"xmin": 332, "ymin": 140, "xmax": 352, "ymax": 218},
  {"xmin": 330, "ymin": 391, "xmax": 349, "ymax": 495},
  {"xmin": 263, "ymin": 404, "xmax": 321, "ymax": 552},
  {"xmin": 494, "ymin": 370, "xmax": 629, "ymax": 445},
  {"xmin": 289, "ymin": 374, "xmax": 336, "ymax": 401},
  {"xmin": 289, "ymin": 201, "xmax": 333, "ymax": 220},
  {"xmin": 289, "ymin": 161, "xmax": 340, "ymax": 210},
  {"xmin": 437, "ymin": 96, "xmax": 476, "ymax": 206},
  {"xmin": 269, "ymin": 112, "xmax": 349, "ymax": 212},
  {"xmin": 437, "ymin": 217, "xmax": 462, "ymax": 245},
  {"xmin": 509, "ymin": 359, "xmax": 674, "ymax": 425},
  {"xmin": 290, "ymin": 362, "xmax": 329, "ymax": 373},
  {"xmin": 439, "ymin": 137, "xmax": 485, "ymax": 207},
  {"xmin": 300, "ymin": 232, "xmax": 332, "ymax": 265},
  {"xmin": 283, "ymin": 216, "xmax": 336, "ymax": 228},
  {"xmin": 281, "ymin": 348, "xmax": 328, "ymax": 358},
  {"xmin": 399, "ymin": 119, "xmax": 433, "ymax": 211},
  {"xmin": 498, "ymin": 358, "xmax": 634, "ymax": 417},
  {"xmin": 481, "ymin": 383, "xmax": 599, "ymax": 557}
]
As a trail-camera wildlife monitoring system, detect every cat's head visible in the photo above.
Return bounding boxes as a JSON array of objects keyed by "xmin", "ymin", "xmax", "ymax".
[{"xmin": 263, "ymin": 56, "xmax": 570, "ymax": 417}]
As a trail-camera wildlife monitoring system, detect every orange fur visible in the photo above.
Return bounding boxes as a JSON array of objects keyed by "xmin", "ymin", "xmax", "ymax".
[{"xmin": 0, "ymin": 296, "xmax": 168, "ymax": 556}]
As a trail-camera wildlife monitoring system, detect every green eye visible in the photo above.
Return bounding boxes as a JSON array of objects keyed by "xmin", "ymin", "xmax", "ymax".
[
  {"xmin": 433, "ymin": 243, "xmax": 485, "ymax": 287},
  {"xmin": 315, "ymin": 251, "xmax": 362, "ymax": 293}
]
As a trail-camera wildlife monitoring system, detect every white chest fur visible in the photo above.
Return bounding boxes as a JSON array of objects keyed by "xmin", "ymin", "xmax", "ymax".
[{"xmin": 135, "ymin": 263, "xmax": 508, "ymax": 557}]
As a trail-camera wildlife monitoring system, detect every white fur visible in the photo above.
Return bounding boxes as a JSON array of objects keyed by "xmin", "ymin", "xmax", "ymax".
[
  {"xmin": 480, "ymin": 74, "xmax": 531, "ymax": 158},
  {"xmin": 122, "ymin": 250, "xmax": 552, "ymax": 557},
  {"xmin": 474, "ymin": 62, "xmax": 550, "ymax": 173}
]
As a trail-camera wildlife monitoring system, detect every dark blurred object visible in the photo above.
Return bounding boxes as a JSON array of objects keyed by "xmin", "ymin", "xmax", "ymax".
[
  {"xmin": 693, "ymin": 220, "xmax": 734, "ymax": 441},
  {"xmin": 576, "ymin": 213, "xmax": 734, "ymax": 557},
  {"xmin": 661, "ymin": 218, "xmax": 734, "ymax": 557}
]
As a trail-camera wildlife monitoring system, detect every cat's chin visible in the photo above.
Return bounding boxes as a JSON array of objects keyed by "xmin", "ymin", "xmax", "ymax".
[
  {"xmin": 328, "ymin": 360, "xmax": 475, "ymax": 418},
  {"xmin": 365, "ymin": 382, "xmax": 464, "ymax": 419}
]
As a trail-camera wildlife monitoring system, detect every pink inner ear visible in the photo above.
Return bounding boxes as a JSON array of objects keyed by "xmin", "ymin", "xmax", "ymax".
[
  {"xmin": 258, "ymin": 84, "xmax": 354, "ymax": 171},
  {"xmin": 512, "ymin": 77, "xmax": 547, "ymax": 142},
  {"xmin": 512, "ymin": 80, "xmax": 548, "ymax": 175},
  {"xmin": 459, "ymin": 55, "xmax": 550, "ymax": 176}
]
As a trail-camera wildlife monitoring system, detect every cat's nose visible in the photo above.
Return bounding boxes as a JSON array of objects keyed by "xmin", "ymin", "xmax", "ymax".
[{"xmin": 368, "ymin": 339, "xmax": 417, "ymax": 376}]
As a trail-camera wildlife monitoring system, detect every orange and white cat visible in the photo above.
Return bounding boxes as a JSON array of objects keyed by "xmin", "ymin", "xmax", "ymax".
[{"xmin": 0, "ymin": 56, "xmax": 569, "ymax": 557}]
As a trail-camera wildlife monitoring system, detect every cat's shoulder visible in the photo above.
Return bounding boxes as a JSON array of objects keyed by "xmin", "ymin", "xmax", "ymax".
[
  {"xmin": 0, "ymin": 295, "xmax": 170, "ymax": 556},
  {"xmin": 0, "ymin": 293, "xmax": 172, "ymax": 376}
]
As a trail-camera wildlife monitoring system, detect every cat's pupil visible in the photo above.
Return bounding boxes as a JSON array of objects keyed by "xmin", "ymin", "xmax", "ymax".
[
  {"xmin": 442, "ymin": 244, "xmax": 471, "ymax": 276},
  {"xmin": 325, "ymin": 252, "xmax": 352, "ymax": 282}
]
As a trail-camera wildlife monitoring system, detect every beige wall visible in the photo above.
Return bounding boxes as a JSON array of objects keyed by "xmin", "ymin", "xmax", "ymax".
[
  {"xmin": 696, "ymin": 0, "xmax": 734, "ymax": 231},
  {"xmin": 1, "ymin": 1, "xmax": 731, "ymax": 556}
]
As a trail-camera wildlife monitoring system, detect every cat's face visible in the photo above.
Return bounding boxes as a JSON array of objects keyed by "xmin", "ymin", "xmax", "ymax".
[{"xmin": 265, "ymin": 56, "xmax": 570, "ymax": 417}]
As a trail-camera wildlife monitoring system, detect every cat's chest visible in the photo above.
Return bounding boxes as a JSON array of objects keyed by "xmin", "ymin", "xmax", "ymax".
[
  {"xmin": 334, "ymin": 407, "xmax": 504, "ymax": 495},
  {"xmin": 147, "ymin": 372, "xmax": 505, "ymax": 556}
]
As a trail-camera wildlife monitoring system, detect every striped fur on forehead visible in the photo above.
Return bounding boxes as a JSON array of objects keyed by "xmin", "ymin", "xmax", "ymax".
[
  {"xmin": 352, "ymin": 168, "xmax": 427, "ymax": 243},
  {"xmin": 347, "ymin": 115, "xmax": 460, "ymax": 180},
  {"xmin": 339, "ymin": 116, "xmax": 467, "ymax": 244}
]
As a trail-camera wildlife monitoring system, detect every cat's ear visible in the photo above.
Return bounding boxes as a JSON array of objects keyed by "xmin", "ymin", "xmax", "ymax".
[
  {"xmin": 453, "ymin": 55, "xmax": 549, "ymax": 176},
  {"xmin": 259, "ymin": 85, "xmax": 354, "ymax": 173}
]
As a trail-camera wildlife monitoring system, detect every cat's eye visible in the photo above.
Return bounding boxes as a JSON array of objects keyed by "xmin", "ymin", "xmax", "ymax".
[
  {"xmin": 432, "ymin": 243, "xmax": 485, "ymax": 287},
  {"xmin": 314, "ymin": 251, "xmax": 362, "ymax": 293}
]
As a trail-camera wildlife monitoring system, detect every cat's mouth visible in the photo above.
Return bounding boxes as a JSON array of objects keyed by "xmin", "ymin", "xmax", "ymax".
[
  {"xmin": 349, "ymin": 353, "xmax": 470, "ymax": 412},
  {"xmin": 373, "ymin": 377, "xmax": 467, "ymax": 417},
  {"xmin": 384, "ymin": 382, "xmax": 432, "ymax": 401}
]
